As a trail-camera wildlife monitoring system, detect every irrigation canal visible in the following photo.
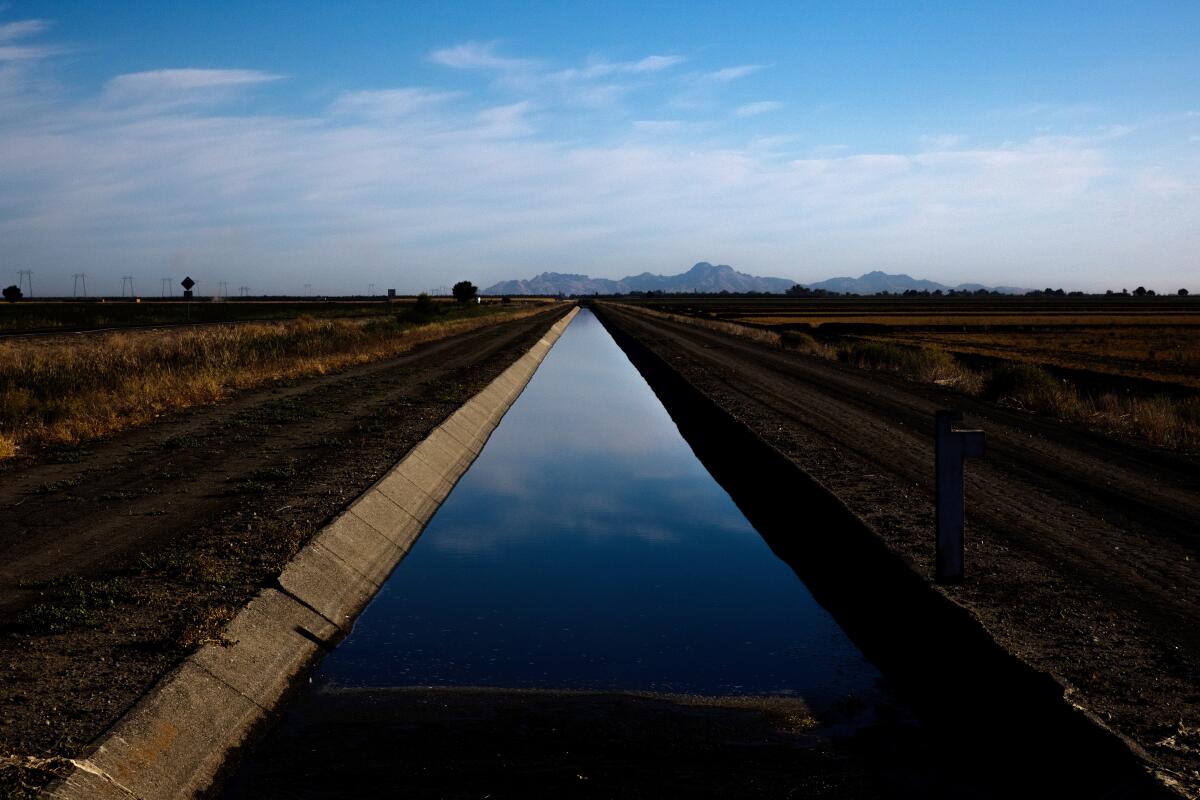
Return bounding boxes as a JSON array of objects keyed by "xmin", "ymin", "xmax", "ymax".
[
  {"xmin": 217, "ymin": 308, "xmax": 1160, "ymax": 797},
  {"xmin": 216, "ymin": 308, "xmax": 896, "ymax": 793}
]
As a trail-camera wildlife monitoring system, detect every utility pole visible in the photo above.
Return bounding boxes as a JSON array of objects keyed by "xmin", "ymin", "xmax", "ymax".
[
  {"xmin": 239, "ymin": 286, "xmax": 249, "ymax": 297},
  {"xmin": 121, "ymin": 276, "xmax": 135, "ymax": 297},
  {"xmin": 217, "ymin": 281, "xmax": 229, "ymax": 298},
  {"xmin": 368, "ymin": 283, "xmax": 375, "ymax": 296},
  {"xmin": 304, "ymin": 283, "xmax": 312, "ymax": 297},
  {"xmin": 17, "ymin": 270, "xmax": 33, "ymax": 298},
  {"xmin": 73, "ymin": 273, "xmax": 87, "ymax": 297}
]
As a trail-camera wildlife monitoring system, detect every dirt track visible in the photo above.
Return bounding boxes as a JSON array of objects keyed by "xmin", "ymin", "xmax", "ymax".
[
  {"xmin": 0, "ymin": 306, "xmax": 568, "ymax": 787},
  {"xmin": 595, "ymin": 301, "xmax": 1200, "ymax": 795}
]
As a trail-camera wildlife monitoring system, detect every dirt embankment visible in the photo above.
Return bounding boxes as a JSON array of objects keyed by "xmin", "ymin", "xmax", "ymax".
[
  {"xmin": 594, "ymin": 301, "xmax": 1200, "ymax": 797},
  {"xmin": 0, "ymin": 305, "xmax": 569, "ymax": 793}
]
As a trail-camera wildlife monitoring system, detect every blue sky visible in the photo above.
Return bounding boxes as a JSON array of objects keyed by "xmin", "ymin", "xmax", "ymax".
[{"xmin": 2, "ymin": 1, "xmax": 1198, "ymax": 294}]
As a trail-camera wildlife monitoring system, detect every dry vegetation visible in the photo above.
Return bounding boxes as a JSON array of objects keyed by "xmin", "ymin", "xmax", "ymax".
[
  {"xmin": 618, "ymin": 303, "xmax": 1200, "ymax": 451},
  {"xmin": 0, "ymin": 304, "xmax": 550, "ymax": 459},
  {"xmin": 731, "ymin": 312, "xmax": 1200, "ymax": 329},
  {"xmin": 871, "ymin": 327, "xmax": 1200, "ymax": 390}
]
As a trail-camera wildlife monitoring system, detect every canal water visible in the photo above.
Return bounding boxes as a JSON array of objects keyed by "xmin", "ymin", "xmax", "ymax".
[
  {"xmin": 304, "ymin": 308, "xmax": 880, "ymax": 702},
  {"xmin": 223, "ymin": 309, "xmax": 890, "ymax": 794}
]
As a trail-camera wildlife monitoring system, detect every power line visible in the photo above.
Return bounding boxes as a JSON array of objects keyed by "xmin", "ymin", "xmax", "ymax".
[
  {"xmin": 161, "ymin": 277, "xmax": 173, "ymax": 297},
  {"xmin": 72, "ymin": 273, "xmax": 87, "ymax": 297},
  {"xmin": 17, "ymin": 270, "xmax": 32, "ymax": 298},
  {"xmin": 121, "ymin": 276, "xmax": 135, "ymax": 297}
]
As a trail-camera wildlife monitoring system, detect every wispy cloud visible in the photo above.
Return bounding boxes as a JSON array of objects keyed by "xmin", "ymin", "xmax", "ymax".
[
  {"xmin": 429, "ymin": 41, "xmax": 538, "ymax": 71},
  {"xmin": 734, "ymin": 100, "xmax": 783, "ymax": 118},
  {"xmin": 106, "ymin": 68, "xmax": 282, "ymax": 93},
  {"xmin": 0, "ymin": 17, "xmax": 61, "ymax": 61},
  {"xmin": 0, "ymin": 18, "xmax": 48, "ymax": 41},
  {"xmin": 330, "ymin": 87, "xmax": 462, "ymax": 118},
  {"xmin": 98, "ymin": 68, "xmax": 284, "ymax": 110},
  {"xmin": 704, "ymin": 64, "xmax": 762, "ymax": 83}
]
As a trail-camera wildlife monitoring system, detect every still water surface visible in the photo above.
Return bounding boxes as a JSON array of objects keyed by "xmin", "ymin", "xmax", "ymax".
[{"xmin": 313, "ymin": 309, "xmax": 880, "ymax": 704}]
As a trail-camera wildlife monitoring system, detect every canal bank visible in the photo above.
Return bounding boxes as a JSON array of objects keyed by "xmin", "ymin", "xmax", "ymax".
[
  {"xmin": 43, "ymin": 308, "xmax": 580, "ymax": 800},
  {"xmin": 590, "ymin": 301, "xmax": 1174, "ymax": 798}
]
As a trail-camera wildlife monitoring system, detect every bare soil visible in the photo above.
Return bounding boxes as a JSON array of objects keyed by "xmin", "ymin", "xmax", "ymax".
[
  {"xmin": 595, "ymin": 301, "xmax": 1200, "ymax": 796},
  {"xmin": 0, "ymin": 306, "xmax": 568, "ymax": 793}
]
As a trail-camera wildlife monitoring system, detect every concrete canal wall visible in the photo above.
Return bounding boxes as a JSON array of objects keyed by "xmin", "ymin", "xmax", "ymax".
[{"xmin": 46, "ymin": 306, "xmax": 580, "ymax": 800}]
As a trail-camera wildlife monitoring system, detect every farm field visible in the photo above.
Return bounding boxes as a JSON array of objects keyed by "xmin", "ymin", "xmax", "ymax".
[
  {"xmin": 593, "ymin": 301, "xmax": 1200, "ymax": 795},
  {"xmin": 0, "ymin": 296, "xmax": 552, "ymax": 334},
  {"xmin": 0, "ymin": 305, "xmax": 571, "ymax": 795},
  {"xmin": 624, "ymin": 296, "xmax": 1200, "ymax": 450},
  {"xmin": 0, "ymin": 301, "xmax": 551, "ymax": 459}
]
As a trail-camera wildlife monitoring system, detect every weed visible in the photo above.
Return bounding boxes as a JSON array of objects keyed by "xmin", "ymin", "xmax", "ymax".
[
  {"xmin": 246, "ymin": 461, "xmax": 298, "ymax": 482},
  {"xmin": 30, "ymin": 477, "xmax": 80, "ymax": 495},
  {"xmin": 226, "ymin": 480, "xmax": 270, "ymax": 496},
  {"xmin": 161, "ymin": 433, "xmax": 202, "ymax": 450},
  {"xmin": 15, "ymin": 576, "xmax": 129, "ymax": 634}
]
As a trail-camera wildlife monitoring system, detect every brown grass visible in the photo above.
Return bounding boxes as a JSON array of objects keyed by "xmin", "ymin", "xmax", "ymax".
[
  {"xmin": 615, "ymin": 302, "xmax": 1200, "ymax": 451},
  {"xmin": 874, "ymin": 327, "xmax": 1200, "ymax": 390},
  {"xmin": 731, "ymin": 313, "xmax": 1200, "ymax": 328},
  {"xmin": 0, "ymin": 305, "xmax": 553, "ymax": 458}
]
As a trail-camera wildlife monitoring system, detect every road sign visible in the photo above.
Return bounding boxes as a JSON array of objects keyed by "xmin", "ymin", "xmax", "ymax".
[{"xmin": 181, "ymin": 276, "xmax": 195, "ymax": 290}]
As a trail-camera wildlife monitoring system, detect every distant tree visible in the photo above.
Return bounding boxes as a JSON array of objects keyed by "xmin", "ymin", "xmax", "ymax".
[
  {"xmin": 501, "ymin": 295, "xmax": 512, "ymax": 304},
  {"xmin": 452, "ymin": 281, "xmax": 478, "ymax": 303},
  {"xmin": 1179, "ymin": 288, "xmax": 1189, "ymax": 296},
  {"xmin": 1105, "ymin": 289, "xmax": 1115, "ymax": 296},
  {"xmin": 2, "ymin": 285, "xmax": 21, "ymax": 303},
  {"xmin": 1147, "ymin": 289, "xmax": 1156, "ymax": 296},
  {"xmin": 1133, "ymin": 286, "xmax": 1147, "ymax": 296}
]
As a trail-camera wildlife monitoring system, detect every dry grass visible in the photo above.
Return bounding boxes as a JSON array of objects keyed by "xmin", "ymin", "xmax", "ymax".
[
  {"xmin": 877, "ymin": 327, "xmax": 1200, "ymax": 390},
  {"xmin": 0, "ymin": 305, "xmax": 551, "ymax": 458},
  {"xmin": 616, "ymin": 302, "xmax": 1200, "ymax": 451},
  {"xmin": 731, "ymin": 313, "xmax": 1200, "ymax": 328}
]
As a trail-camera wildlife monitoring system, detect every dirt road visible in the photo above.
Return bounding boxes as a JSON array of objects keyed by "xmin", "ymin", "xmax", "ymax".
[
  {"xmin": 595, "ymin": 301, "xmax": 1200, "ymax": 795},
  {"xmin": 0, "ymin": 305, "xmax": 569, "ymax": 789}
]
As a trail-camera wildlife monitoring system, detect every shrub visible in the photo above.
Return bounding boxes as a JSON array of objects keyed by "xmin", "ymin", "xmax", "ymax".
[
  {"xmin": 983, "ymin": 362, "xmax": 1077, "ymax": 415},
  {"xmin": 2, "ymin": 285, "xmax": 21, "ymax": 303},
  {"xmin": 397, "ymin": 293, "xmax": 440, "ymax": 324}
]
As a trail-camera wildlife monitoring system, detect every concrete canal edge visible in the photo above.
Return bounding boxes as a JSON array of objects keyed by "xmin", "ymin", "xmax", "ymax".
[
  {"xmin": 44, "ymin": 306, "xmax": 580, "ymax": 800},
  {"xmin": 589, "ymin": 301, "xmax": 1177, "ymax": 798}
]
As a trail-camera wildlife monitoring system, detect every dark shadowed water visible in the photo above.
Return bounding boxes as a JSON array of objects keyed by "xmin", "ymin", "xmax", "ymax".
[{"xmin": 311, "ymin": 309, "xmax": 881, "ymax": 703}]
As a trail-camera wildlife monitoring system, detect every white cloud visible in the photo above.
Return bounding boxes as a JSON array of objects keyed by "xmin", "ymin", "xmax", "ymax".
[
  {"xmin": 330, "ymin": 88, "xmax": 462, "ymax": 118},
  {"xmin": 0, "ymin": 18, "xmax": 48, "ymax": 41},
  {"xmin": 429, "ymin": 41, "xmax": 537, "ymax": 71},
  {"xmin": 106, "ymin": 68, "xmax": 282, "ymax": 94},
  {"xmin": 705, "ymin": 64, "xmax": 762, "ymax": 83},
  {"xmin": 734, "ymin": 100, "xmax": 783, "ymax": 118}
]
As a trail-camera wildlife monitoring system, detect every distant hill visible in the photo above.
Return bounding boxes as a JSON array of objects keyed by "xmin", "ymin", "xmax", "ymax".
[
  {"xmin": 484, "ymin": 262, "xmax": 795, "ymax": 296},
  {"xmin": 808, "ymin": 271, "xmax": 1028, "ymax": 295},
  {"xmin": 484, "ymin": 265, "xmax": 1028, "ymax": 296}
]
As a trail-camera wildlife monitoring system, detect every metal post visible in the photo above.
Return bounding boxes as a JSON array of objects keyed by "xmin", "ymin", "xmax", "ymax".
[{"xmin": 935, "ymin": 410, "xmax": 985, "ymax": 583}]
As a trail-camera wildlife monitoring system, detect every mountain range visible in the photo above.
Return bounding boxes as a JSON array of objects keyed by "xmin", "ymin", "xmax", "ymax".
[
  {"xmin": 484, "ymin": 262, "xmax": 794, "ymax": 296},
  {"xmin": 483, "ymin": 264, "xmax": 1027, "ymax": 296}
]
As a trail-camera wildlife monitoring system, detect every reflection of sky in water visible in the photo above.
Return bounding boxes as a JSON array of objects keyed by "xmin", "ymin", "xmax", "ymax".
[{"xmin": 317, "ymin": 310, "xmax": 881, "ymax": 704}]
